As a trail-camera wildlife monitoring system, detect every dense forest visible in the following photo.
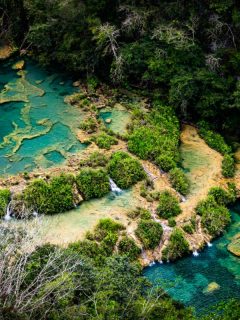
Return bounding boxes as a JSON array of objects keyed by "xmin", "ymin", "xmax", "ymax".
[
  {"xmin": 1, "ymin": 0, "xmax": 240, "ymax": 138},
  {"xmin": 1, "ymin": 1, "xmax": 240, "ymax": 319}
]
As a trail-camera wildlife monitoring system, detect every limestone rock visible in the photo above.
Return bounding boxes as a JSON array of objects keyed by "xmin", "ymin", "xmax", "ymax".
[
  {"xmin": 203, "ymin": 282, "xmax": 220, "ymax": 294},
  {"xmin": 73, "ymin": 80, "xmax": 80, "ymax": 87},
  {"xmin": 228, "ymin": 234, "xmax": 240, "ymax": 257},
  {"xmin": 105, "ymin": 118, "xmax": 112, "ymax": 124},
  {"xmin": 12, "ymin": 60, "xmax": 25, "ymax": 70}
]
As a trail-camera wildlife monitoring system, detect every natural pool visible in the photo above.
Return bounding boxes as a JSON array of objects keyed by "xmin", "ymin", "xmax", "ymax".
[
  {"xmin": 0, "ymin": 59, "xmax": 87, "ymax": 176},
  {"xmin": 144, "ymin": 203, "xmax": 240, "ymax": 314}
]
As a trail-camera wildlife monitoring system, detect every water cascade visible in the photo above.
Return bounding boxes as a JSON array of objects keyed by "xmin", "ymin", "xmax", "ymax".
[
  {"xmin": 193, "ymin": 250, "xmax": 199, "ymax": 257},
  {"xmin": 4, "ymin": 202, "xmax": 12, "ymax": 221},
  {"xmin": 109, "ymin": 178, "xmax": 122, "ymax": 194},
  {"xmin": 207, "ymin": 242, "xmax": 213, "ymax": 247}
]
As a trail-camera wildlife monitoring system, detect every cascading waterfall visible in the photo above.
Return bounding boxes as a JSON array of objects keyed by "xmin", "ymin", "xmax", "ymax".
[
  {"xmin": 4, "ymin": 202, "xmax": 12, "ymax": 221},
  {"xmin": 109, "ymin": 178, "xmax": 122, "ymax": 194},
  {"xmin": 193, "ymin": 250, "xmax": 199, "ymax": 257},
  {"xmin": 207, "ymin": 242, "xmax": 213, "ymax": 247}
]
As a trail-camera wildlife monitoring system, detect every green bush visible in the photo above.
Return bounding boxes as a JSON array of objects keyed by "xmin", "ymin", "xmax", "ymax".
[
  {"xmin": 169, "ymin": 168, "xmax": 190, "ymax": 195},
  {"xmin": 208, "ymin": 186, "xmax": 234, "ymax": 206},
  {"xmin": 127, "ymin": 106, "xmax": 180, "ymax": 166},
  {"xmin": 90, "ymin": 218, "xmax": 125, "ymax": 242},
  {"xmin": 0, "ymin": 189, "xmax": 11, "ymax": 217},
  {"xmin": 76, "ymin": 168, "xmax": 109, "ymax": 200},
  {"xmin": 81, "ymin": 151, "xmax": 108, "ymax": 168},
  {"xmin": 201, "ymin": 204, "xmax": 231, "ymax": 236},
  {"xmin": 222, "ymin": 154, "xmax": 235, "ymax": 178},
  {"xmin": 135, "ymin": 219, "xmax": 163, "ymax": 249},
  {"xmin": 168, "ymin": 217, "xmax": 176, "ymax": 227},
  {"xmin": 24, "ymin": 174, "xmax": 75, "ymax": 215},
  {"xmin": 182, "ymin": 224, "xmax": 194, "ymax": 234},
  {"xmin": 162, "ymin": 229, "xmax": 190, "ymax": 261},
  {"xmin": 118, "ymin": 236, "xmax": 141, "ymax": 260},
  {"xmin": 198, "ymin": 124, "xmax": 231, "ymax": 155},
  {"xmin": 107, "ymin": 151, "xmax": 145, "ymax": 189},
  {"xmin": 156, "ymin": 154, "xmax": 176, "ymax": 172},
  {"xmin": 157, "ymin": 191, "xmax": 181, "ymax": 219},
  {"xmin": 93, "ymin": 132, "xmax": 118, "ymax": 149},
  {"xmin": 79, "ymin": 117, "xmax": 98, "ymax": 133}
]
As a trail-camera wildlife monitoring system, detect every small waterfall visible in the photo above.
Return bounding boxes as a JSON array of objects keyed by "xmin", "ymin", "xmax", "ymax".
[
  {"xmin": 207, "ymin": 242, "xmax": 213, "ymax": 247},
  {"xmin": 109, "ymin": 178, "xmax": 122, "ymax": 194},
  {"xmin": 159, "ymin": 260, "xmax": 163, "ymax": 264},
  {"xmin": 193, "ymin": 250, "xmax": 199, "ymax": 257},
  {"xmin": 4, "ymin": 202, "xmax": 12, "ymax": 221},
  {"xmin": 149, "ymin": 261, "xmax": 156, "ymax": 267},
  {"xmin": 32, "ymin": 211, "xmax": 38, "ymax": 217}
]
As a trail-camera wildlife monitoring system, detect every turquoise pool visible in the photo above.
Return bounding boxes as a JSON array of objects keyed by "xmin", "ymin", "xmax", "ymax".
[
  {"xmin": 144, "ymin": 203, "xmax": 240, "ymax": 314},
  {"xmin": 0, "ymin": 59, "xmax": 86, "ymax": 176}
]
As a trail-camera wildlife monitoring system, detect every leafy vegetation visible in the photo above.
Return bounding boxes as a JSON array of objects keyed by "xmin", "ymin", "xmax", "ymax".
[
  {"xmin": 162, "ymin": 228, "xmax": 190, "ymax": 261},
  {"xmin": 76, "ymin": 168, "xmax": 109, "ymax": 200},
  {"xmin": 222, "ymin": 154, "xmax": 235, "ymax": 178},
  {"xmin": 157, "ymin": 191, "xmax": 181, "ymax": 219},
  {"xmin": 135, "ymin": 219, "xmax": 163, "ymax": 249},
  {"xmin": 92, "ymin": 132, "xmax": 118, "ymax": 149},
  {"xmin": 169, "ymin": 168, "xmax": 190, "ymax": 196},
  {"xmin": 24, "ymin": 174, "xmax": 75, "ymax": 214},
  {"xmin": 118, "ymin": 236, "xmax": 141, "ymax": 261},
  {"xmin": 107, "ymin": 151, "xmax": 145, "ymax": 189},
  {"xmin": 0, "ymin": 189, "xmax": 11, "ymax": 218}
]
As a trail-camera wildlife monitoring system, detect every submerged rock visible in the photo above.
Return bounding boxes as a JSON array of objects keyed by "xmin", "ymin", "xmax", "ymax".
[
  {"xmin": 203, "ymin": 282, "xmax": 220, "ymax": 294},
  {"xmin": 12, "ymin": 60, "xmax": 25, "ymax": 70},
  {"xmin": 105, "ymin": 118, "xmax": 112, "ymax": 124},
  {"xmin": 228, "ymin": 234, "xmax": 240, "ymax": 257}
]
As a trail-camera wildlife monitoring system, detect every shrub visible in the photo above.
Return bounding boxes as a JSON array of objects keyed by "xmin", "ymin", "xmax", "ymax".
[
  {"xmin": 156, "ymin": 154, "xmax": 176, "ymax": 172},
  {"xmin": 222, "ymin": 154, "xmax": 235, "ymax": 178},
  {"xmin": 80, "ymin": 117, "xmax": 98, "ymax": 133},
  {"xmin": 201, "ymin": 204, "xmax": 231, "ymax": 236},
  {"xmin": 135, "ymin": 220, "xmax": 163, "ymax": 249},
  {"xmin": 157, "ymin": 191, "xmax": 181, "ymax": 219},
  {"xmin": 182, "ymin": 224, "xmax": 194, "ymax": 234},
  {"xmin": 0, "ymin": 189, "xmax": 11, "ymax": 217},
  {"xmin": 195, "ymin": 195, "xmax": 217, "ymax": 216},
  {"xmin": 24, "ymin": 174, "xmax": 75, "ymax": 214},
  {"xmin": 169, "ymin": 168, "xmax": 190, "ymax": 195},
  {"xmin": 118, "ymin": 236, "xmax": 141, "ymax": 260},
  {"xmin": 81, "ymin": 152, "xmax": 108, "ymax": 168},
  {"xmin": 76, "ymin": 168, "xmax": 109, "ymax": 200},
  {"xmin": 93, "ymin": 132, "xmax": 118, "ymax": 149},
  {"xmin": 198, "ymin": 123, "xmax": 231, "ymax": 155},
  {"xmin": 107, "ymin": 151, "xmax": 145, "ymax": 189},
  {"xmin": 162, "ymin": 229, "xmax": 189, "ymax": 261},
  {"xmin": 168, "ymin": 217, "xmax": 176, "ymax": 227},
  {"xmin": 208, "ymin": 186, "xmax": 233, "ymax": 206}
]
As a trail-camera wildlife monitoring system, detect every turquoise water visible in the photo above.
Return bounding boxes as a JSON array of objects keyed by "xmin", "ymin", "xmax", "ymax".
[
  {"xmin": 0, "ymin": 59, "xmax": 87, "ymax": 176},
  {"xmin": 144, "ymin": 204, "xmax": 240, "ymax": 313},
  {"xmin": 99, "ymin": 107, "xmax": 131, "ymax": 135}
]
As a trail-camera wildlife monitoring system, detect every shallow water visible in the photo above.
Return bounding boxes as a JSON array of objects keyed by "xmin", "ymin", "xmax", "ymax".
[
  {"xmin": 144, "ymin": 204, "xmax": 240, "ymax": 313},
  {"xmin": 99, "ymin": 106, "xmax": 131, "ymax": 135},
  {"xmin": 38, "ymin": 188, "xmax": 138, "ymax": 245},
  {"xmin": 0, "ymin": 59, "xmax": 87, "ymax": 176}
]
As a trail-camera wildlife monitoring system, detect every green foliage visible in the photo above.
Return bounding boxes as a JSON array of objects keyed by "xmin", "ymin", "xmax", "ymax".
[
  {"xmin": 135, "ymin": 219, "xmax": 163, "ymax": 249},
  {"xmin": 169, "ymin": 168, "xmax": 190, "ymax": 196},
  {"xmin": 162, "ymin": 228, "xmax": 190, "ymax": 261},
  {"xmin": 168, "ymin": 217, "xmax": 176, "ymax": 227},
  {"xmin": 208, "ymin": 186, "xmax": 236, "ymax": 206},
  {"xmin": 107, "ymin": 151, "xmax": 145, "ymax": 189},
  {"xmin": 24, "ymin": 174, "xmax": 75, "ymax": 214},
  {"xmin": 128, "ymin": 105, "xmax": 180, "ymax": 167},
  {"xmin": 157, "ymin": 191, "xmax": 181, "ymax": 219},
  {"xmin": 182, "ymin": 224, "xmax": 194, "ymax": 234},
  {"xmin": 92, "ymin": 132, "xmax": 118, "ymax": 149},
  {"xmin": 222, "ymin": 154, "xmax": 235, "ymax": 178},
  {"xmin": 81, "ymin": 151, "xmax": 108, "ymax": 168},
  {"xmin": 198, "ymin": 123, "xmax": 231, "ymax": 155},
  {"xmin": 76, "ymin": 168, "xmax": 109, "ymax": 200},
  {"xmin": 118, "ymin": 236, "xmax": 141, "ymax": 261},
  {"xmin": 79, "ymin": 117, "xmax": 98, "ymax": 133},
  {"xmin": 0, "ymin": 189, "xmax": 11, "ymax": 218},
  {"xmin": 201, "ymin": 204, "xmax": 231, "ymax": 237}
]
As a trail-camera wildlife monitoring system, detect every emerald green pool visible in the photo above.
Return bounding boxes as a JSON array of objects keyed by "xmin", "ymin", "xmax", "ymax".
[
  {"xmin": 0, "ymin": 59, "xmax": 86, "ymax": 176},
  {"xmin": 144, "ymin": 203, "xmax": 240, "ymax": 313}
]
